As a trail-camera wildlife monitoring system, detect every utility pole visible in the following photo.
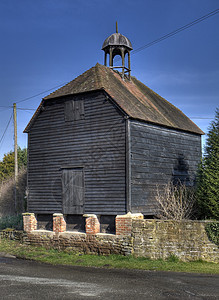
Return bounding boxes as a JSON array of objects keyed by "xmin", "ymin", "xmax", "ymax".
[{"xmin": 13, "ymin": 103, "xmax": 18, "ymax": 214}]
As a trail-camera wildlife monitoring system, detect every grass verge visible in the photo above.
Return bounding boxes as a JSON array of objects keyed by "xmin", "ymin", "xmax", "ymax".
[{"xmin": 0, "ymin": 239, "xmax": 218, "ymax": 274}]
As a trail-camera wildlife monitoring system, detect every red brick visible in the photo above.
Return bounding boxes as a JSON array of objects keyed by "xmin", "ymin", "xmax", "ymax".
[
  {"xmin": 85, "ymin": 215, "xmax": 100, "ymax": 235},
  {"xmin": 22, "ymin": 213, "xmax": 37, "ymax": 232},
  {"xmin": 53, "ymin": 214, "xmax": 66, "ymax": 233}
]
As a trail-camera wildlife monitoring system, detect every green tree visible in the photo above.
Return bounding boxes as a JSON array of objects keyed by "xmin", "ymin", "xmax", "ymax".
[
  {"xmin": 197, "ymin": 108, "xmax": 219, "ymax": 220},
  {"xmin": 0, "ymin": 147, "xmax": 27, "ymax": 182}
]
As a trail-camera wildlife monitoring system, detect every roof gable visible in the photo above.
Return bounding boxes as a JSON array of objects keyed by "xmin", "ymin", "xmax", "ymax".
[{"xmin": 25, "ymin": 63, "xmax": 203, "ymax": 135}]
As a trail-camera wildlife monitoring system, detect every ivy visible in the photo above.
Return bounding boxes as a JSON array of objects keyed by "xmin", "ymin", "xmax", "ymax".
[{"xmin": 205, "ymin": 222, "xmax": 219, "ymax": 246}]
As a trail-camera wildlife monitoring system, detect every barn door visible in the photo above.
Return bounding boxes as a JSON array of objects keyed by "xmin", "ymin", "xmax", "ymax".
[{"xmin": 62, "ymin": 168, "xmax": 84, "ymax": 214}]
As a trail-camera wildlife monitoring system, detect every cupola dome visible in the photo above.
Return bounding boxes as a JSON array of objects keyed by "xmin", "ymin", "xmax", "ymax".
[
  {"xmin": 102, "ymin": 22, "xmax": 133, "ymax": 79},
  {"xmin": 102, "ymin": 33, "xmax": 133, "ymax": 51}
]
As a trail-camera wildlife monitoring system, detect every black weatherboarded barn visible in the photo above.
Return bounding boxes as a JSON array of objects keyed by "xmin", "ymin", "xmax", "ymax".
[{"xmin": 24, "ymin": 30, "xmax": 203, "ymax": 230}]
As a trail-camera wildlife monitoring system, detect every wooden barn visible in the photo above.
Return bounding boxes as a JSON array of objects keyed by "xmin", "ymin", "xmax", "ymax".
[{"xmin": 24, "ymin": 29, "xmax": 203, "ymax": 231}]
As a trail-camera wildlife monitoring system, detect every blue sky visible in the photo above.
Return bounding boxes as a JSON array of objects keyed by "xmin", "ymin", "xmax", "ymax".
[{"xmin": 0, "ymin": 0, "xmax": 218, "ymax": 160}]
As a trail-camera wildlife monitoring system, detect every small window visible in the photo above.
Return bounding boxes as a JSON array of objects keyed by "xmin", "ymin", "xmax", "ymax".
[{"xmin": 64, "ymin": 100, "xmax": 84, "ymax": 121}]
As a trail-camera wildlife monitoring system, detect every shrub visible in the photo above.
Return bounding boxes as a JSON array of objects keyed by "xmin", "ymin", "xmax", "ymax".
[
  {"xmin": 155, "ymin": 181, "xmax": 196, "ymax": 220},
  {"xmin": 0, "ymin": 214, "xmax": 23, "ymax": 231}
]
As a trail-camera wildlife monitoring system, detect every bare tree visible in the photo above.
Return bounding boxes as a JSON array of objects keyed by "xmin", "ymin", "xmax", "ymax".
[
  {"xmin": 0, "ymin": 167, "xmax": 27, "ymax": 216},
  {"xmin": 155, "ymin": 181, "xmax": 196, "ymax": 220}
]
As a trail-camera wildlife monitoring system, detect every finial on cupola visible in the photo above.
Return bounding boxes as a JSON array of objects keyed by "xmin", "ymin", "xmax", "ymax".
[{"xmin": 102, "ymin": 23, "xmax": 133, "ymax": 79}]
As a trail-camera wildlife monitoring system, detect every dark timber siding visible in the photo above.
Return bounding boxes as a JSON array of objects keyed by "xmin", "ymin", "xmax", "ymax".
[
  {"xmin": 130, "ymin": 120, "xmax": 202, "ymax": 215},
  {"xmin": 27, "ymin": 91, "xmax": 126, "ymax": 215}
]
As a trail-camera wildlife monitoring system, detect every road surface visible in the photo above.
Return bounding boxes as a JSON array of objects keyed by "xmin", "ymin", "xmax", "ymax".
[{"xmin": 0, "ymin": 253, "xmax": 218, "ymax": 299}]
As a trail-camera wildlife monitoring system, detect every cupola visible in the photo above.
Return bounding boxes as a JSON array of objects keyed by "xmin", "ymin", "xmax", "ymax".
[{"xmin": 102, "ymin": 22, "xmax": 133, "ymax": 79}]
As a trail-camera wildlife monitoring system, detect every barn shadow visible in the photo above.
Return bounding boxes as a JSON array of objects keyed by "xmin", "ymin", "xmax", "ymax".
[{"xmin": 172, "ymin": 154, "xmax": 191, "ymax": 185}]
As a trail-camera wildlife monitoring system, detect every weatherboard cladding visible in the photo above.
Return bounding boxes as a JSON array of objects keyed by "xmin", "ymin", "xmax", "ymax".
[
  {"xmin": 27, "ymin": 92, "xmax": 126, "ymax": 214},
  {"xmin": 129, "ymin": 120, "xmax": 202, "ymax": 214}
]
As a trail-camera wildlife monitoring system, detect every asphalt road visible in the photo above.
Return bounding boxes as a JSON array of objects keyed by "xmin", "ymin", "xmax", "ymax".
[{"xmin": 0, "ymin": 253, "xmax": 218, "ymax": 299}]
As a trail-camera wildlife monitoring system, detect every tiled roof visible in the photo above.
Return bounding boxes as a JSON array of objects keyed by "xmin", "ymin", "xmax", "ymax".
[{"xmin": 25, "ymin": 63, "xmax": 204, "ymax": 135}]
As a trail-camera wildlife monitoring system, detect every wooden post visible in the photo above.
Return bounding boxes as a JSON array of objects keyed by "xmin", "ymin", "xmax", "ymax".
[
  {"xmin": 126, "ymin": 118, "xmax": 131, "ymax": 212},
  {"xmin": 121, "ymin": 48, "xmax": 125, "ymax": 79},
  {"xmin": 128, "ymin": 51, "xmax": 131, "ymax": 79},
  {"xmin": 104, "ymin": 52, "xmax": 107, "ymax": 66},
  {"xmin": 13, "ymin": 103, "xmax": 18, "ymax": 214},
  {"xmin": 109, "ymin": 48, "xmax": 113, "ymax": 67}
]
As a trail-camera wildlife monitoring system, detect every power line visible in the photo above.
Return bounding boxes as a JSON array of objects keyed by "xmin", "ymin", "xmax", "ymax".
[
  {"xmin": 1, "ymin": 82, "xmax": 68, "ymax": 109},
  {"xmin": 133, "ymin": 9, "xmax": 219, "ymax": 54},
  {"xmin": 114, "ymin": 8, "xmax": 219, "ymax": 63},
  {"xmin": 0, "ymin": 113, "xmax": 13, "ymax": 148},
  {"xmin": 0, "ymin": 108, "xmax": 11, "ymax": 112},
  {"xmin": 0, "ymin": 105, "xmax": 216, "ymax": 120},
  {"xmin": 16, "ymin": 83, "xmax": 68, "ymax": 104},
  {"xmin": 0, "ymin": 9, "xmax": 218, "ymax": 109},
  {"xmin": 0, "ymin": 103, "xmax": 216, "ymax": 120},
  {"xmin": 17, "ymin": 108, "xmax": 35, "ymax": 111},
  {"xmin": 189, "ymin": 117, "xmax": 214, "ymax": 119},
  {"xmin": 0, "ymin": 106, "xmax": 36, "ymax": 110},
  {"xmin": 1, "ymin": 104, "xmax": 216, "ymax": 120},
  {"xmin": 18, "ymin": 110, "xmax": 35, "ymax": 114},
  {"xmin": 0, "ymin": 107, "xmax": 36, "ymax": 113}
]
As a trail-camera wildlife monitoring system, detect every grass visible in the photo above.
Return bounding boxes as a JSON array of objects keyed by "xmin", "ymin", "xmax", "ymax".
[{"xmin": 0, "ymin": 239, "xmax": 218, "ymax": 274}]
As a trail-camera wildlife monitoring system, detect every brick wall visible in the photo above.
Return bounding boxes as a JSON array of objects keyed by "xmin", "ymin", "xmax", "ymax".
[{"xmin": 1, "ymin": 213, "xmax": 218, "ymax": 263}]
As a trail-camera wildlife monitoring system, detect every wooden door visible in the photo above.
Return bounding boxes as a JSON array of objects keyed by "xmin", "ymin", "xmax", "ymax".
[{"xmin": 62, "ymin": 168, "xmax": 84, "ymax": 214}]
